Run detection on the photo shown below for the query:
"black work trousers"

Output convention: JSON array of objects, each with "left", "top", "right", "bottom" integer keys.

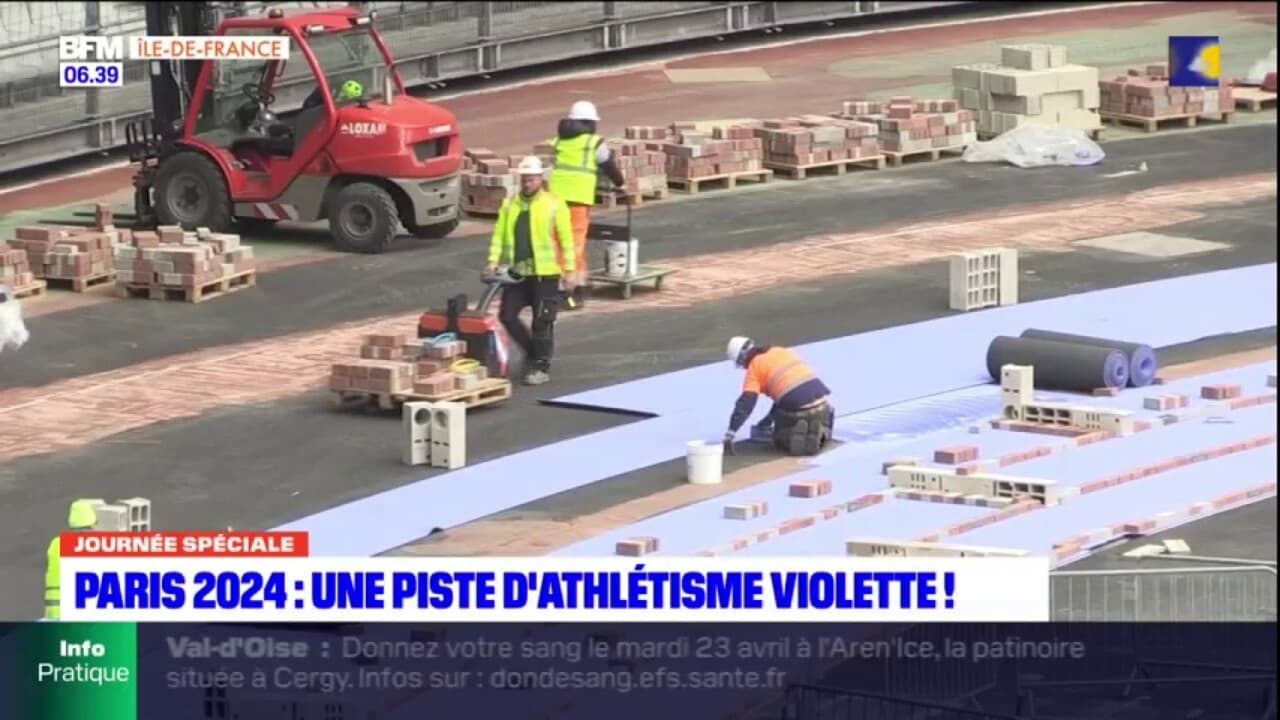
[{"left": 499, "top": 276, "right": 561, "bottom": 372}]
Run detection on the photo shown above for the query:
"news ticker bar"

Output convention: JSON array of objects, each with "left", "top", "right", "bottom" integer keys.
[
  {"left": 2, "top": 621, "right": 1275, "bottom": 720},
  {"left": 59, "top": 36, "right": 290, "bottom": 62}
]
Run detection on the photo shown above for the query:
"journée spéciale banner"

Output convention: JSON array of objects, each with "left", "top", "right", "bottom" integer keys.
[
  {"left": 2, "top": 621, "right": 1275, "bottom": 720},
  {"left": 59, "top": 531, "right": 1051, "bottom": 623}
]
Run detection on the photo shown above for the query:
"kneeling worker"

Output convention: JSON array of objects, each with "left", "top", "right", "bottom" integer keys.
[
  {"left": 486, "top": 156, "right": 576, "bottom": 386},
  {"left": 722, "top": 336, "right": 835, "bottom": 456}
]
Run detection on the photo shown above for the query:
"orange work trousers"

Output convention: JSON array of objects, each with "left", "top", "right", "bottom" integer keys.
[{"left": 555, "top": 203, "right": 591, "bottom": 280}]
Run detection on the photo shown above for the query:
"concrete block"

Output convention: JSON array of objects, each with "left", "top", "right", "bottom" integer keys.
[
  {"left": 1001, "top": 363, "right": 1034, "bottom": 413},
  {"left": 881, "top": 456, "right": 919, "bottom": 475},
  {"left": 428, "top": 401, "right": 467, "bottom": 469},
  {"left": 1001, "top": 44, "right": 1050, "bottom": 71},
  {"left": 91, "top": 503, "right": 130, "bottom": 531},
  {"left": 789, "top": 480, "right": 832, "bottom": 498},
  {"left": 723, "top": 502, "right": 768, "bottom": 520},
  {"left": 1268, "top": 374, "right": 1276, "bottom": 388},
  {"left": 888, "top": 466, "right": 952, "bottom": 492},
  {"left": 402, "top": 401, "right": 432, "bottom": 466},
  {"left": 990, "top": 93, "right": 1043, "bottom": 115},
  {"left": 615, "top": 537, "right": 659, "bottom": 556},
  {"left": 1047, "top": 44, "right": 1068, "bottom": 68},
  {"left": 1163, "top": 538, "right": 1191, "bottom": 554},
  {"left": 846, "top": 537, "right": 1029, "bottom": 558},
  {"left": 997, "top": 247, "right": 1018, "bottom": 305},
  {"left": 118, "top": 497, "right": 152, "bottom": 532}
]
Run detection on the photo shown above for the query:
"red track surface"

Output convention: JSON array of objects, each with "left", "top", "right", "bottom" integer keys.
[{"left": 0, "top": 1, "right": 1270, "bottom": 215}]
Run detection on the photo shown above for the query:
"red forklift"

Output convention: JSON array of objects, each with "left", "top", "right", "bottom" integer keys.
[{"left": 125, "top": 3, "right": 463, "bottom": 253}]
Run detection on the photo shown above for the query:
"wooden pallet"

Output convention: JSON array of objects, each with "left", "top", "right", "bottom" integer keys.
[
  {"left": 1100, "top": 109, "right": 1234, "bottom": 133},
  {"left": 595, "top": 186, "right": 669, "bottom": 209},
  {"left": 44, "top": 271, "right": 115, "bottom": 293},
  {"left": 765, "top": 154, "right": 886, "bottom": 180},
  {"left": 1233, "top": 87, "right": 1277, "bottom": 112},
  {"left": 8, "top": 280, "right": 47, "bottom": 299},
  {"left": 667, "top": 169, "right": 773, "bottom": 194},
  {"left": 883, "top": 145, "right": 967, "bottom": 167},
  {"left": 117, "top": 269, "right": 256, "bottom": 303},
  {"left": 332, "top": 377, "right": 513, "bottom": 412},
  {"left": 587, "top": 264, "right": 676, "bottom": 299}
]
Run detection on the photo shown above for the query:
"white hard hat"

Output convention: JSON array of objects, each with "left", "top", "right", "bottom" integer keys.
[
  {"left": 568, "top": 100, "right": 600, "bottom": 122},
  {"left": 726, "top": 336, "right": 753, "bottom": 366},
  {"left": 516, "top": 156, "right": 544, "bottom": 176}
]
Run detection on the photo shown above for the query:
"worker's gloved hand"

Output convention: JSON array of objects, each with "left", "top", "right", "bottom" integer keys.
[{"left": 722, "top": 431, "right": 737, "bottom": 456}]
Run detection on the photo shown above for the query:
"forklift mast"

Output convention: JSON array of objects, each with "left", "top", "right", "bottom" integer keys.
[{"left": 142, "top": 2, "right": 218, "bottom": 141}]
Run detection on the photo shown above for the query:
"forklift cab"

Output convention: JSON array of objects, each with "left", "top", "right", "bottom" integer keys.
[{"left": 186, "top": 10, "right": 398, "bottom": 195}]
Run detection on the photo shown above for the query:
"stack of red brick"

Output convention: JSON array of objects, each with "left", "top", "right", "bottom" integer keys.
[
  {"left": 662, "top": 122, "right": 764, "bottom": 181},
  {"left": 837, "top": 97, "right": 978, "bottom": 154},
  {"left": 115, "top": 225, "right": 254, "bottom": 293},
  {"left": 754, "top": 114, "right": 880, "bottom": 167},
  {"left": 6, "top": 225, "right": 116, "bottom": 287},
  {"left": 1100, "top": 64, "right": 1234, "bottom": 118},
  {"left": 460, "top": 147, "right": 521, "bottom": 216},
  {"left": 330, "top": 332, "right": 489, "bottom": 398},
  {"left": 604, "top": 127, "right": 670, "bottom": 200},
  {"left": 0, "top": 240, "right": 38, "bottom": 291}
]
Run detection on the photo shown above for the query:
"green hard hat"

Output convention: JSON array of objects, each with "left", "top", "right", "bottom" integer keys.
[
  {"left": 68, "top": 499, "right": 97, "bottom": 529},
  {"left": 338, "top": 80, "right": 363, "bottom": 100}
]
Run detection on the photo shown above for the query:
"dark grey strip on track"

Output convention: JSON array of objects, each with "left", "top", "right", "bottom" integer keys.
[{"left": 4, "top": 123, "right": 1276, "bottom": 391}]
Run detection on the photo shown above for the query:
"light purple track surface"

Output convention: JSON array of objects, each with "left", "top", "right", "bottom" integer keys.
[
  {"left": 555, "top": 364, "right": 1276, "bottom": 558},
  {"left": 275, "top": 265, "right": 1277, "bottom": 556},
  {"left": 550, "top": 264, "right": 1277, "bottom": 417}
]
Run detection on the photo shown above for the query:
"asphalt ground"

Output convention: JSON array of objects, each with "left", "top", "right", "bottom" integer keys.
[{"left": 5, "top": 122, "right": 1277, "bottom": 391}]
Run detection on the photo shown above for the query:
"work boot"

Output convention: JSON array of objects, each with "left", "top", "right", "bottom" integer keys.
[{"left": 523, "top": 369, "right": 550, "bottom": 386}]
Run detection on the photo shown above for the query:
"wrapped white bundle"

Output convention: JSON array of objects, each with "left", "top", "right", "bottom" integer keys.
[{"left": 0, "top": 285, "right": 31, "bottom": 353}]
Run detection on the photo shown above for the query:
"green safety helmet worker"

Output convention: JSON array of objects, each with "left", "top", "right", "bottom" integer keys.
[
  {"left": 67, "top": 499, "right": 97, "bottom": 530},
  {"left": 338, "top": 80, "right": 363, "bottom": 100}
]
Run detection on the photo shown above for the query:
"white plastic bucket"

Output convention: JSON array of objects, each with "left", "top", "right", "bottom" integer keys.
[
  {"left": 627, "top": 238, "right": 640, "bottom": 276},
  {"left": 604, "top": 240, "right": 629, "bottom": 278},
  {"left": 686, "top": 440, "right": 724, "bottom": 485}
]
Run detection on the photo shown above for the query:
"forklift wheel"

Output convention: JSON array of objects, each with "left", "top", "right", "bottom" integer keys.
[
  {"left": 330, "top": 182, "right": 398, "bottom": 254},
  {"left": 154, "top": 151, "right": 233, "bottom": 232}
]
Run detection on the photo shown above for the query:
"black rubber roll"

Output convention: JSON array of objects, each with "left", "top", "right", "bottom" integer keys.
[
  {"left": 986, "top": 336, "right": 1130, "bottom": 392},
  {"left": 1020, "top": 329, "right": 1158, "bottom": 387}
]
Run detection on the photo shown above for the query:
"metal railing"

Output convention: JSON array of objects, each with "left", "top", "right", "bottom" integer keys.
[
  {"left": 0, "top": 0, "right": 961, "bottom": 173},
  {"left": 1050, "top": 566, "right": 1279, "bottom": 622}
]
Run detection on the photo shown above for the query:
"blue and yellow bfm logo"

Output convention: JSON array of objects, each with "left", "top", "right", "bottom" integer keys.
[{"left": 1168, "top": 36, "right": 1221, "bottom": 87}]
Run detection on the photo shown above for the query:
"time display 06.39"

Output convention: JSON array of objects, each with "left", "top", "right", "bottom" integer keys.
[{"left": 59, "top": 62, "right": 124, "bottom": 88}]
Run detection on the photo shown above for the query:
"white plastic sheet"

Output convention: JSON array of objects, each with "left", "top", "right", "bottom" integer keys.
[
  {"left": 1244, "top": 48, "right": 1277, "bottom": 85},
  {"left": 962, "top": 125, "right": 1105, "bottom": 169},
  {"left": 0, "top": 285, "right": 31, "bottom": 353}
]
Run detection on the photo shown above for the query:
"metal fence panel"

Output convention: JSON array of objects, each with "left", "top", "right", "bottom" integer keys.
[
  {"left": 1050, "top": 567, "right": 1279, "bottom": 622},
  {"left": 0, "top": 1, "right": 971, "bottom": 172}
]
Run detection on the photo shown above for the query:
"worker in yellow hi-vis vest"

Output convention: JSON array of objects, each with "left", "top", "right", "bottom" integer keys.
[
  {"left": 547, "top": 100, "right": 627, "bottom": 310},
  {"left": 45, "top": 499, "right": 98, "bottom": 620}
]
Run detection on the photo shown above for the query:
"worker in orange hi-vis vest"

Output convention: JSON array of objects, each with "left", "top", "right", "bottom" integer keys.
[
  {"left": 546, "top": 100, "right": 627, "bottom": 310},
  {"left": 722, "top": 336, "right": 836, "bottom": 457}
]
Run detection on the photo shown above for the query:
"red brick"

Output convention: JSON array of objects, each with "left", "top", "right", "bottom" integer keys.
[
  {"left": 365, "top": 333, "right": 406, "bottom": 348},
  {"left": 1201, "top": 384, "right": 1242, "bottom": 400},
  {"left": 789, "top": 480, "right": 832, "bottom": 498},
  {"left": 934, "top": 445, "right": 978, "bottom": 465}
]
